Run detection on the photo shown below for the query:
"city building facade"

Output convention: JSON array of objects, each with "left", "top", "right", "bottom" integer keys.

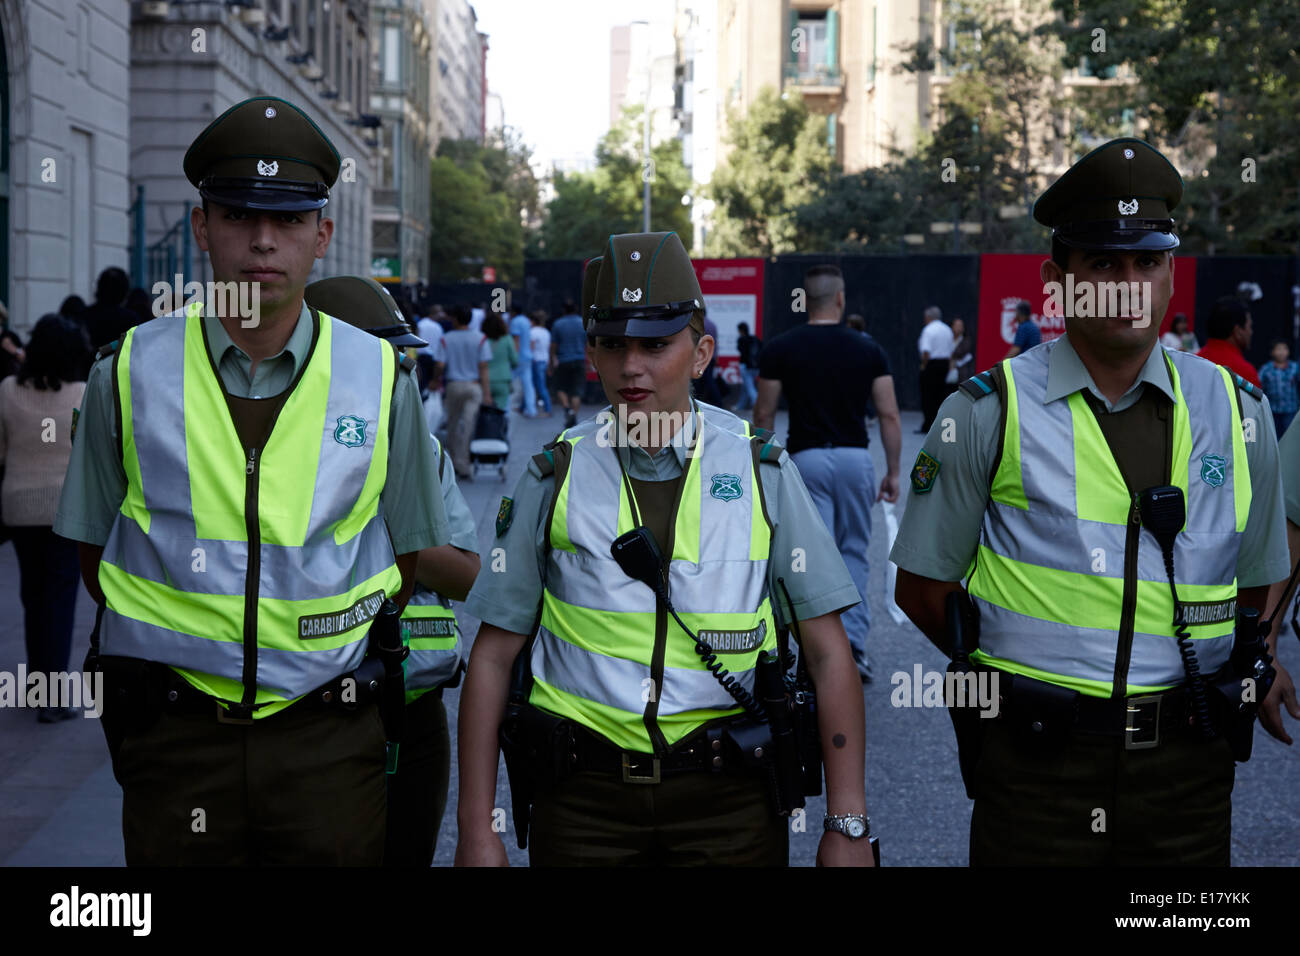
[{"left": 435, "top": 0, "right": 486, "bottom": 145}]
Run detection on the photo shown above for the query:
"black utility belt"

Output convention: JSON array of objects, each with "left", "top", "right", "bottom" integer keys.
[
  {"left": 154, "top": 661, "right": 380, "bottom": 726},
  {"left": 568, "top": 720, "right": 769, "bottom": 785},
  {"left": 994, "top": 669, "right": 1193, "bottom": 750}
]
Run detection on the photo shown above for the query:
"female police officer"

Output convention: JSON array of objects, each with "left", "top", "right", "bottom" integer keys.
[{"left": 455, "top": 232, "right": 873, "bottom": 866}]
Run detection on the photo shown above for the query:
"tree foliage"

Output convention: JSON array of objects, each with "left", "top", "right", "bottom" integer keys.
[
  {"left": 428, "top": 129, "right": 539, "bottom": 282},
  {"left": 704, "top": 87, "right": 836, "bottom": 256},
  {"left": 538, "top": 106, "right": 693, "bottom": 260}
]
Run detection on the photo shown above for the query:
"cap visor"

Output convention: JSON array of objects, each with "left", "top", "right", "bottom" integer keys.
[
  {"left": 588, "top": 314, "right": 693, "bottom": 339},
  {"left": 200, "top": 185, "right": 328, "bottom": 212},
  {"left": 1056, "top": 228, "right": 1179, "bottom": 252}
]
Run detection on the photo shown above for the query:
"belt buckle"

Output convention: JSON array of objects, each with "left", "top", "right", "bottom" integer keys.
[
  {"left": 1124, "top": 694, "right": 1161, "bottom": 750},
  {"left": 620, "top": 752, "right": 661, "bottom": 784},
  {"left": 216, "top": 702, "right": 255, "bottom": 726}
]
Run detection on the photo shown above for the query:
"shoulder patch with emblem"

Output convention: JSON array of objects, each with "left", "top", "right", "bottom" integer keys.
[
  {"left": 496, "top": 496, "right": 514, "bottom": 536},
  {"left": 910, "top": 449, "right": 941, "bottom": 493},
  {"left": 1233, "top": 373, "right": 1264, "bottom": 403}
]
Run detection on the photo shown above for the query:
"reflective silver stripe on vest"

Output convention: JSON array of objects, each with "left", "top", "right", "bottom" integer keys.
[
  {"left": 102, "top": 512, "right": 396, "bottom": 599},
  {"left": 403, "top": 587, "right": 462, "bottom": 690},
  {"left": 124, "top": 315, "right": 195, "bottom": 529},
  {"left": 976, "top": 344, "right": 1241, "bottom": 688},
  {"left": 977, "top": 603, "right": 1233, "bottom": 689},
  {"left": 532, "top": 625, "right": 650, "bottom": 715},
  {"left": 101, "top": 607, "right": 368, "bottom": 698}
]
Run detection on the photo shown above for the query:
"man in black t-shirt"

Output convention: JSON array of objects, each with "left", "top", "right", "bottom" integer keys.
[{"left": 754, "top": 265, "right": 901, "bottom": 682}]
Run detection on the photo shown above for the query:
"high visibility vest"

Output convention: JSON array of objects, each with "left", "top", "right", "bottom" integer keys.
[
  {"left": 400, "top": 436, "right": 462, "bottom": 702},
  {"left": 99, "top": 305, "right": 403, "bottom": 717},
  {"left": 967, "top": 343, "right": 1250, "bottom": 698},
  {"left": 534, "top": 405, "right": 778, "bottom": 753}
]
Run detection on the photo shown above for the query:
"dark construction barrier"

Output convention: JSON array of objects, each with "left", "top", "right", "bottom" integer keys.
[{"left": 509, "top": 253, "right": 1300, "bottom": 410}]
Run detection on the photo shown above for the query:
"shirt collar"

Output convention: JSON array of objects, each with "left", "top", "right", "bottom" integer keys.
[
  {"left": 1043, "top": 333, "right": 1176, "bottom": 407},
  {"left": 204, "top": 302, "right": 313, "bottom": 372},
  {"left": 613, "top": 400, "right": 700, "bottom": 474}
]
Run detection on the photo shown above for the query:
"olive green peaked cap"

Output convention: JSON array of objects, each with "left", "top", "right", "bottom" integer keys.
[
  {"left": 1033, "top": 137, "right": 1183, "bottom": 251},
  {"left": 585, "top": 232, "right": 705, "bottom": 338},
  {"left": 305, "top": 276, "right": 427, "bottom": 347},
  {"left": 185, "top": 96, "right": 341, "bottom": 211}
]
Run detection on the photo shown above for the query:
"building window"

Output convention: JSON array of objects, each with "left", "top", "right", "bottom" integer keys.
[{"left": 384, "top": 26, "right": 400, "bottom": 86}]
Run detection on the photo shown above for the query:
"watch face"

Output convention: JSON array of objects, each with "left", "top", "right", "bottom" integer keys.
[{"left": 845, "top": 818, "right": 866, "bottom": 839}]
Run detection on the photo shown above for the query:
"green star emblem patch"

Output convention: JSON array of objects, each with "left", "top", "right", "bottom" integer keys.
[
  {"left": 496, "top": 496, "right": 514, "bottom": 536},
  {"left": 910, "top": 450, "right": 941, "bottom": 494}
]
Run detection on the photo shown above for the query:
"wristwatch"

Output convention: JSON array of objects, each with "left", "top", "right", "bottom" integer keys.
[{"left": 823, "top": 813, "right": 870, "bottom": 840}]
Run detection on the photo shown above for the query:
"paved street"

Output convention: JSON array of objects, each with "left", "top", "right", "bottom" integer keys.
[{"left": 1, "top": 401, "right": 1298, "bottom": 866}]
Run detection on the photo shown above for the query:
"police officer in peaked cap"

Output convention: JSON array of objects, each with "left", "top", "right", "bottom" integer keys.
[
  {"left": 55, "top": 96, "right": 450, "bottom": 865},
  {"left": 891, "top": 138, "right": 1293, "bottom": 864},
  {"left": 307, "top": 275, "right": 482, "bottom": 867},
  {"left": 456, "top": 232, "right": 874, "bottom": 866}
]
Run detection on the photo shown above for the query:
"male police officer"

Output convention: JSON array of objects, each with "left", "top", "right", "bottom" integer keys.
[
  {"left": 455, "top": 232, "right": 872, "bottom": 867},
  {"left": 306, "top": 275, "right": 483, "bottom": 866},
  {"left": 891, "top": 138, "right": 1291, "bottom": 865},
  {"left": 54, "top": 97, "right": 449, "bottom": 865}
]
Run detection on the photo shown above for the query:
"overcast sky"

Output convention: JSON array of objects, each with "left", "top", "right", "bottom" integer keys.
[{"left": 471, "top": 0, "right": 675, "bottom": 172}]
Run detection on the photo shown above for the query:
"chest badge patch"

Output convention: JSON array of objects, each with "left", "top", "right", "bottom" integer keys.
[
  {"left": 1200, "top": 453, "right": 1226, "bottom": 488},
  {"left": 910, "top": 450, "right": 941, "bottom": 493},
  {"left": 710, "top": 473, "right": 743, "bottom": 501},
  {"left": 496, "top": 496, "right": 514, "bottom": 536},
  {"left": 334, "top": 415, "right": 367, "bottom": 447}
]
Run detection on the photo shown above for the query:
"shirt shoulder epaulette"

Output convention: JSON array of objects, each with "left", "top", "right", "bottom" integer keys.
[
  {"left": 753, "top": 433, "right": 785, "bottom": 465},
  {"left": 94, "top": 339, "right": 121, "bottom": 363},
  {"left": 399, "top": 354, "right": 417, "bottom": 375},
  {"left": 1233, "top": 373, "right": 1264, "bottom": 403},
  {"left": 531, "top": 447, "right": 556, "bottom": 477},
  {"left": 958, "top": 369, "right": 998, "bottom": 401}
]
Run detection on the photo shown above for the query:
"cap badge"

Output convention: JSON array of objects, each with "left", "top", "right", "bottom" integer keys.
[
  {"left": 621, "top": 288, "right": 642, "bottom": 303},
  {"left": 265, "top": 106, "right": 277, "bottom": 119},
  {"left": 1123, "top": 148, "right": 1135, "bottom": 159},
  {"left": 630, "top": 251, "right": 641, "bottom": 261},
  {"left": 1118, "top": 198, "right": 1139, "bottom": 215},
  {"left": 257, "top": 159, "right": 279, "bottom": 177}
]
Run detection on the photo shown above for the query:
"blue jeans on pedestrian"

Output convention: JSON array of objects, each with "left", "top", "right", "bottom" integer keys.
[
  {"left": 738, "top": 365, "right": 759, "bottom": 410},
  {"left": 1273, "top": 410, "right": 1295, "bottom": 439},
  {"left": 532, "top": 360, "right": 551, "bottom": 413},
  {"left": 789, "top": 447, "right": 876, "bottom": 676},
  {"left": 514, "top": 361, "right": 536, "bottom": 418}
]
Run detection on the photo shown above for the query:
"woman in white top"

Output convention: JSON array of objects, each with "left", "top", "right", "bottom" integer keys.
[
  {"left": 1160, "top": 312, "right": 1197, "bottom": 352},
  {"left": 529, "top": 311, "right": 553, "bottom": 416}
]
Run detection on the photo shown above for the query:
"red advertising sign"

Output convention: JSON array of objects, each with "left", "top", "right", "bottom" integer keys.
[
  {"left": 974, "top": 254, "right": 1198, "bottom": 374},
  {"left": 692, "top": 258, "right": 765, "bottom": 385}
]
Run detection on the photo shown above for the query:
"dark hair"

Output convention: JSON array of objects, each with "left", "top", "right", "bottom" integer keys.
[
  {"left": 1207, "top": 296, "right": 1250, "bottom": 340},
  {"left": 562, "top": 299, "right": 576, "bottom": 314},
  {"left": 1171, "top": 312, "right": 1189, "bottom": 333},
  {"left": 737, "top": 321, "right": 749, "bottom": 334},
  {"left": 17, "top": 314, "right": 91, "bottom": 390},
  {"left": 59, "top": 295, "right": 87, "bottom": 318},
  {"left": 1270, "top": 339, "right": 1290, "bottom": 352},
  {"left": 95, "top": 267, "right": 130, "bottom": 308},
  {"left": 483, "top": 312, "right": 508, "bottom": 340},
  {"left": 450, "top": 304, "right": 472, "bottom": 327},
  {"left": 125, "top": 287, "right": 152, "bottom": 324},
  {"left": 1015, "top": 300, "right": 1032, "bottom": 317}
]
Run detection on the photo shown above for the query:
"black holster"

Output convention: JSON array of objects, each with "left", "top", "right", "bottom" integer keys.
[
  {"left": 367, "top": 599, "right": 409, "bottom": 745},
  {"left": 1206, "top": 606, "right": 1277, "bottom": 763},
  {"left": 945, "top": 591, "right": 986, "bottom": 798},
  {"left": 755, "top": 650, "right": 805, "bottom": 816},
  {"left": 498, "top": 641, "right": 572, "bottom": 849}
]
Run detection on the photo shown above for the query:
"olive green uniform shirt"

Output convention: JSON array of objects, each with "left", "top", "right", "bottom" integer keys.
[
  {"left": 431, "top": 434, "right": 478, "bottom": 552},
  {"left": 464, "top": 408, "right": 862, "bottom": 635},
  {"left": 889, "top": 335, "right": 1289, "bottom": 588},
  {"left": 1277, "top": 418, "right": 1300, "bottom": 527},
  {"left": 55, "top": 304, "right": 449, "bottom": 556}
]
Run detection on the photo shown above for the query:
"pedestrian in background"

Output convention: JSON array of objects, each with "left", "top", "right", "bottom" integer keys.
[
  {"left": 549, "top": 298, "right": 586, "bottom": 429},
  {"left": 1002, "top": 300, "right": 1040, "bottom": 361},
  {"left": 948, "top": 317, "right": 973, "bottom": 389},
  {"left": 443, "top": 304, "right": 495, "bottom": 479},
  {"left": 0, "top": 315, "right": 90, "bottom": 721},
  {"left": 482, "top": 311, "right": 518, "bottom": 411},
  {"left": 59, "top": 295, "right": 87, "bottom": 320},
  {"left": 735, "top": 320, "right": 761, "bottom": 411},
  {"left": 1160, "top": 312, "right": 1196, "bottom": 352},
  {"left": 0, "top": 302, "right": 24, "bottom": 381},
  {"left": 509, "top": 302, "right": 536, "bottom": 418},
  {"left": 755, "top": 263, "right": 902, "bottom": 682},
  {"left": 1197, "top": 295, "right": 1261, "bottom": 388},
  {"left": 917, "top": 305, "right": 952, "bottom": 433},
  {"left": 529, "top": 310, "right": 552, "bottom": 417},
  {"left": 80, "top": 266, "right": 136, "bottom": 349},
  {"left": 1259, "top": 339, "right": 1299, "bottom": 437}
]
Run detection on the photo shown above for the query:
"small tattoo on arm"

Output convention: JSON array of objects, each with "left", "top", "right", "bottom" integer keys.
[{"left": 832, "top": 733, "right": 846, "bottom": 749}]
